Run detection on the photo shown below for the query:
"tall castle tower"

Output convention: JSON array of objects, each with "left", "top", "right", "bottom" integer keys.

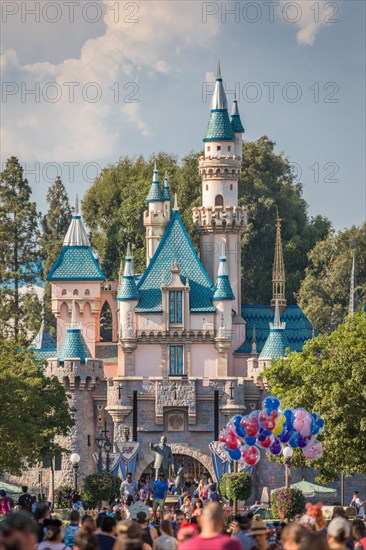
[
  {"left": 143, "top": 164, "right": 171, "bottom": 266},
  {"left": 192, "top": 63, "right": 247, "bottom": 315},
  {"left": 271, "top": 213, "right": 287, "bottom": 313}
]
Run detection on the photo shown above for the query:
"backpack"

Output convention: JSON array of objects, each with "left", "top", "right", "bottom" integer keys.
[{"left": 23, "top": 495, "right": 33, "bottom": 513}]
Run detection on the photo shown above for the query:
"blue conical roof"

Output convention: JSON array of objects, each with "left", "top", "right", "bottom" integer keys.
[
  {"left": 213, "top": 256, "right": 235, "bottom": 301},
  {"left": 146, "top": 163, "right": 163, "bottom": 202},
  {"left": 259, "top": 301, "right": 289, "bottom": 359},
  {"left": 162, "top": 173, "right": 171, "bottom": 201},
  {"left": 117, "top": 244, "right": 140, "bottom": 301},
  {"left": 230, "top": 97, "right": 245, "bottom": 133},
  {"left": 58, "top": 329, "right": 92, "bottom": 363},
  {"left": 203, "top": 64, "right": 235, "bottom": 143}
]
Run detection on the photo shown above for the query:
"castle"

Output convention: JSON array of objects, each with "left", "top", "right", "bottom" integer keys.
[{"left": 18, "top": 65, "right": 321, "bottom": 498}]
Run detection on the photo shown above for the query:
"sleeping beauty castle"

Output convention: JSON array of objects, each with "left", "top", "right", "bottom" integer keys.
[{"left": 14, "top": 64, "right": 322, "bottom": 499}]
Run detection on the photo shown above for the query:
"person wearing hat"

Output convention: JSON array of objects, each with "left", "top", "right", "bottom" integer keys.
[
  {"left": 0, "top": 511, "right": 39, "bottom": 550},
  {"left": 233, "top": 514, "right": 256, "bottom": 550},
  {"left": 327, "top": 517, "right": 351, "bottom": 550},
  {"left": 245, "top": 520, "right": 269, "bottom": 550},
  {"left": 0, "top": 489, "right": 13, "bottom": 517}
]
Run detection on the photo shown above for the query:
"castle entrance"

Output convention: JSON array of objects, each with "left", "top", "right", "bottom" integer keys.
[{"left": 141, "top": 454, "right": 209, "bottom": 481}]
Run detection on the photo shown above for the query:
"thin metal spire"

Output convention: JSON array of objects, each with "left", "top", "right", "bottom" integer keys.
[
  {"left": 211, "top": 62, "right": 228, "bottom": 110},
  {"left": 271, "top": 210, "right": 286, "bottom": 311},
  {"left": 75, "top": 194, "right": 80, "bottom": 215},
  {"left": 216, "top": 60, "right": 222, "bottom": 80},
  {"left": 173, "top": 193, "right": 179, "bottom": 211}
]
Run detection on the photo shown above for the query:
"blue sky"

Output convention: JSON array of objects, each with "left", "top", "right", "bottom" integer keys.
[{"left": 1, "top": 0, "right": 365, "bottom": 230}]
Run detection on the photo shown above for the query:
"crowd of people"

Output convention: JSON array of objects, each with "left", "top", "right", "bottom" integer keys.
[{"left": 0, "top": 481, "right": 365, "bottom": 550}]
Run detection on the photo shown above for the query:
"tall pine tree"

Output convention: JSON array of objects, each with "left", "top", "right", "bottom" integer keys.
[{"left": 0, "top": 157, "right": 40, "bottom": 341}]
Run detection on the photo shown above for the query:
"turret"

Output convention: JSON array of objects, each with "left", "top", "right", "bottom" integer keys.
[
  {"left": 213, "top": 244, "right": 234, "bottom": 376},
  {"left": 258, "top": 300, "right": 289, "bottom": 369},
  {"left": 144, "top": 164, "right": 170, "bottom": 266},
  {"left": 271, "top": 212, "right": 287, "bottom": 313},
  {"left": 29, "top": 299, "right": 56, "bottom": 361},
  {"left": 230, "top": 93, "right": 245, "bottom": 158},
  {"left": 162, "top": 172, "right": 171, "bottom": 218}
]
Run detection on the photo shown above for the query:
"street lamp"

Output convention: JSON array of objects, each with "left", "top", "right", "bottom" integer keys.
[
  {"left": 283, "top": 446, "right": 294, "bottom": 488},
  {"left": 70, "top": 453, "right": 81, "bottom": 491},
  {"left": 104, "top": 437, "right": 112, "bottom": 473},
  {"left": 95, "top": 433, "right": 106, "bottom": 473}
]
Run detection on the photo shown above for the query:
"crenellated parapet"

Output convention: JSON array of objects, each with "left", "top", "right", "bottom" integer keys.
[
  {"left": 46, "top": 357, "right": 104, "bottom": 390},
  {"left": 192, "top": 205, "right": 247, "bottom": 231},
  {"left": 199, "top": 155, "right": 242, "bottom": 179}
]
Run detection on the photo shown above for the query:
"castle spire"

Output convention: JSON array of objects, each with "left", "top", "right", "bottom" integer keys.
[
  {"left": 63, "top": 195, "right": 90, "bottom": 247},
  {"left": 271, "top": 210, "right": 286, "bottom": 312},
  {"left": 162, "top": 172, "right": 171, "bottom": 201},
  {"left": 212, "top": 245, "right": 235, "bottom": 301},
  {"left": 146, "top": 163, "right": 163, "bottom": 202},
  {"left": 230, "top": 93, "right": 245, "bottom": 134},
  {"left": 211, "top": 61, "right": 228, "bottom": 111},
  {"left": 349, "top": 255, "right": 359, "bottom": 316},
  {"left": 173, "top": 193, "right": 179, "bottom": 212},
  {"left": 117, "top": 244, "right": 139, "bottom": 301}
]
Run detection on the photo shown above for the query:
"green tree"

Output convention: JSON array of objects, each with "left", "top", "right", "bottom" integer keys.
[
  {"left": 218, "top": 472, "right": 252, "bottom": 501},
  {"left": 297, "top": 224, "right": 366, "bottom": 334},
  {"left": 264, "top": 312, "right": 366, "bottom": 483},
  {"left": 82, "top": 473, "right": 121, "bottom": 508},
  {"left": 82, "top": 141, "right": 330, "bottom": 301},
  {"left": 0, "top": 157, "right": 40, "bottom": 342},
  {"left": 239, "top": 137, "right": 331, "bottom": 304},
  {"left": 0, "top": 339, "right": 74, "bottom": 475}
]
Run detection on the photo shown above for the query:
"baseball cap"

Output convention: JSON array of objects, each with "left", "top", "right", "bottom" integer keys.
[{"left": 327, "top": 517, "right": 350, "bottom": 538}]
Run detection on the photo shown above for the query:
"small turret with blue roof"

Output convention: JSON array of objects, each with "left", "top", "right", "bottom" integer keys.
[
  {"left": 259, "top": 299, "right": 290, "bottom": 361},
  {"left": 29, "top": 300, "right": 56, "bottom": 361},
  {"left": 47, "top": 195, "right": 105, "bottom": 282},
  {"left": 146, "top": 162, "right": 163, "bottom": 203},
  {"left": 162, "top": 172, "right": 171, "bottom": 201},
  {"left": 117, "top": 243, "right": 140, "bottom": 301},
  {"left": 58, "top": 300, "right": 92, "bottom": 364},
  {"left": 203, "top": 61, "right": 236, "bottom": 143},
  {"left": 230, "top": 93, "right": 245, "bottom": 133},
  {"left": 213, "top": 246, "right": 235, "bottom": 301}
]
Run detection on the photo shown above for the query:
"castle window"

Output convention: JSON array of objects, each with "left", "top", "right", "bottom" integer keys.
[
  {"left": 169, "top": 291, "right": 182, "bottom": 324},
  {"left": 100, "top": 301, "right": 113, "bottom": 342},
  {"left": 230, "top": 184, "right": 233, "bottom": 190},
  {"left": 215, "top": 194, "right": 224, "bottom": 207},
  {"left": 228, "top": 146, "right": 231, "bottom": 152},
  {"left": 217, "top": 145, "right": 221, "bottom": 151},
  {"left": 207, "top": 146, "right": 211, "bottom": 152},
  {"left": 73, "top": 289, "right": 78, "bottom": 295},
  {"left": 61, "top": 289, "right": 67, "bottom": 296},
  {"left": 169, "top": 345, "right": 184, "bottom": 375},
  {"left": 85, "top": 289, "right": 90, "bottom": 296},
  {"left": 206, "top": 185, "right": 208, "bottom": 191}
]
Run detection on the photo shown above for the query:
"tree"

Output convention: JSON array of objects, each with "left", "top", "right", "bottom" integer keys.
[
  {"left": 297, "top": 224, "right": 366, "bottom": 334},
  {"left": 82, "top": 473, "right": 121, "bottom": 508},
  {"left": 218, "top": 472, "right": 252, "bottom": 502},
  {"left": 0, "top": 157, "right": 41, "bottom": 342},
  {"left": 264, "top": 312, "right": 366, "bottom": 483},
  {"left": 0, "top": 339, "right": 74, "bottom": 475},
  {"left": 271, "top": 488, "right": 306, "bottom": 520},
  {"left": 239, "top": 137, "right": 331, "bottom": 304},
  {"left": 82, "top": 140, "right": 331, "bottom": 303}
]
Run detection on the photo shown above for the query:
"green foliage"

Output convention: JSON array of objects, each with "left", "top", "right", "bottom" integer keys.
[
  {"left": 218, "top": 472, "right": 252, "bottom": 501},
  {"left": 297, "top": 223, "right": 366, "bottom": 334},
  {"left": 82, "top": 473, "right": 121, "bottom": 508},
  {"left": 55, "top": 485, "right": 82, "bottom": 509},
  {"left": 0, "top": 339, "right": 74, "bottom": 475},
  {"left": 82, "top": 140, "right": 330, "bottom": 304},
  {"left": 264, "top": 312, "right": 366, "bottom": 482},
  {"left": 0, "top": 157, "right": 41, "bottom": 342},
  {"left": 271, "top": 488, "right": 306, "bottom": 520}
]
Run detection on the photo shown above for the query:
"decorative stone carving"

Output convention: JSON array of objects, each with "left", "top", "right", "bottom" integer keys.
[
  {"left": 167, "top": 411, "right": 185, "bottom": 432},
  {"left": 155, "top": 380, "right": 196, "bottom": 425}
]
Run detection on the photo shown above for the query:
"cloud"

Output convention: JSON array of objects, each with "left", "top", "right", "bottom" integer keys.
[{"left": 1, "top": 1, "right": 219, "bottom": 163}]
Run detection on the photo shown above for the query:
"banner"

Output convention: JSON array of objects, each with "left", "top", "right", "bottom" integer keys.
[
  {"left": 93, "top": 442, "right": 139, "bottom": 479},
  {"left": 209, "top": 441, "right": 231, "bottom": 481}
]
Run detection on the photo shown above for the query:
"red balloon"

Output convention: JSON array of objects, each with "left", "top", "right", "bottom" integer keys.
[
  {"left": 226, "top": 437, "right": 239, "bottom": 450},
  {"left": 219, "top": 433, "right": 227, "bottom": 443}
]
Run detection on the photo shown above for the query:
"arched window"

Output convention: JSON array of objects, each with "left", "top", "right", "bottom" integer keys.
[
  {"left": 100, "top": 301, "right": 113, "bottom": 342},
  {"left": 61, "top": 289, "right": 67, "bottom": 296},
  {"left": 73, "top": 289, "right": 78, "bottom": 295},
  {"left": 215, "top": 194, "right": 224, "bottom": 207},
  {"left": 85, "top": 289, "right": 90, "bottom": 296}
]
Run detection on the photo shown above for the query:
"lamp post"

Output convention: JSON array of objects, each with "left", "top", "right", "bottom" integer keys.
[
  {"left": 70, "top": 453, "right": 81, "bottom": 491},
  {"left": 104, "top": 437, "right": 112, "bottom": 473},
  {"left": 95, "top": 433, "right": 106, "bottom": 473},
  {"left": 283, "top": 446, "right": 294, "bottom": 489}
]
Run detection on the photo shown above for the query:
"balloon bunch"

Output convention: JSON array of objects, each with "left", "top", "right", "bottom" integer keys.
[{"left": 218, "top": 396, "right": 324, "bottom": 467}]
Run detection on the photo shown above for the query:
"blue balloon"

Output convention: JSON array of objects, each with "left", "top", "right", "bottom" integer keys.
[
  {"left": 279, "top": 430, "right": 291, "bottom": 443},
  {"left": 263, "top": 395, "right": 281, "bottom": 413},
  {"left": 283, "top": 409, "right": 294, "bottom": 431},
  {"left": 228, "top": 447, "right": 241, "bottom": 461},
  {"left": 245, "top": 436, "right": 257, "bottom": 446},
  {"left": 288, "top": 432, "right": 300, "bottom": 449},
  {"left": 236, "top": 425, "right": 247, "bottom": 438}
]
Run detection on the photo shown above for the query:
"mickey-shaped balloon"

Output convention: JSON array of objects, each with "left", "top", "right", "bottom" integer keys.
[
  {"left": 259, "top": 409, "right": 278, "bottom": 431},
  {"left": 262, "top": 395, "right": 281, "bottom": 413},
  {"left": 303, "top": 438, "right": 323, "bottom": 460},
  {"left": 269, "top": 438, "right": 282, "bottom": 455},
  {"left": 272, "top": 414, "right": 286, "bottom": 436},
  {"left": 241, "top": 445, "right": 260, "bottom": 466},
  {"left": 241, "top": 415, "right": 259, "bottom": 437},
  {"left": 293, "top": 408, "right": 313, "bottom": 438}
]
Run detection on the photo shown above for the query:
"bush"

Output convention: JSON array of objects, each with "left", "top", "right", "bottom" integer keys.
[
  {"left": 82, "top": 473, "right": 121, "bottom": 508},
  {"left": 55, "top": 485, "right": 75, "bottom": 509},
  {"left": 218, "top": 472, "right": 252, "bottom": 502},
  {"left": 271, "top": 488, "right": 306, "bottom": 520}
]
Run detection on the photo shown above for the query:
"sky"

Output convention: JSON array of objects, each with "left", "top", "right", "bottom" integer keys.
[{"left": 1, "top": 0, "right": 365, "bottom": 230}]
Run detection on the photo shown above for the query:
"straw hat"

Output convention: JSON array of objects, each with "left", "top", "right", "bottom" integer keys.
[{"left": 246, "top": 519, "right": 268, "bottom": 536}]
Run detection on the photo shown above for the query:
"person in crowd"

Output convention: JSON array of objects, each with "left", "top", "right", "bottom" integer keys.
[
  {"left": 114, "top": 520, "right": 152, "bottom": 550},
  {"left": 180, "top": 495, "right": 193, "bottom": 520},
  {"left": 178, "top": 489, "right": 190, "bottom": 509},
  {"left": 192, "top": 498, "right": 203, "bottom": 518},
  {"left": 245, "top": 519, "right": 269, "bottom": 550},
  {"left": 0, "top": 490, "right": 13, "bottom": 517},
  {"left": 281, "top": 523, "right": 306, "bottom": 550},
  {"left": 17, "top": 486, "right": 33, "bottom": 513},
  {"left": 300, "top": 532, "right": 330, "bottom": 550},
  {"left": 63, "top": 510, "right": 81, "bottom": 548},
  {"left": 74, "top": 519, "right": 98, "bottom": 550},
  {"left": 130, "top": 495, "right": 150, "bottom": 520},
  {"left": 233, "top": 514, "right": 256, "bottom": 550},
  {"left": 153, "top": 520, "right": 177, "bottom": 550},
  {"left": 152, "top": 474, "right": 169, "bottom": 522},
  {"left": 34, "top": 503, "right": 52, "bottom": 543},
  {"left": 179, "top": 502, "right": 242, "bottom": 550},
  {"left": 198, "top": 479, "right": 208, "bottom": 501},
  {"left": 136, "top": 511, "right": 158, "bottom": 548},
  {"left": 0, "top": 511, "right": 39, "bottom": 550},
  {"left": 37, "top": 518, "right": 71, "bottom": 550},
  {"left": 299, "top": 514, "right": 316, "bottom": 531},
  {"left": 352, "top": 519, "right": 366, "bottom": 550},
  {"left": 171, "top": 510, "right": 186, "bottom": 538},
  {"left": 327, "top": 517, "right": 351, "bottom": 550},
  {"left": 176, "top": 523, "right": 199, "bottom": 546},
  {"left": 120, "top": 473, "right": 138, "bottom": 505},
  {"left": 350, "top": 493, "right": 365, "bottom": 519},
  {"left": 139, "top": 477, "right": 152, "bottom": 506},
  {"left": 95, "top": 516, "right": 117, "bottom": 550},
  {"left": 123, "top": 495, "right": 135, "bottom": 520}
]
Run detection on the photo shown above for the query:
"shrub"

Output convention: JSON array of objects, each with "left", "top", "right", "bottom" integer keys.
[
  {"left": 82, "top": 473, "right": 121, "bottom": 508},
  {"left": 55, "top": 485, "right": 75, "bottom": 509},
  {"left": 218, "top": 472, "right": 252, "bottom": 502},
  {"left": 271, "top": 488, "right": 306, "bottom": 520}
]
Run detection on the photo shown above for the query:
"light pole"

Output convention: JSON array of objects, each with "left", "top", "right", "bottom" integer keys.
[
  {"left": 104, "top": 437, "right": 112, "bottom": 473},
  {"left": 283, "top": 446, "right": 294, "bottom": 489},
  {"left": 95, "top": 433, "right": 106, "bottom": 473},
  {"left": 70, "top": 453, "right": 81, "bottom": 491}
]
